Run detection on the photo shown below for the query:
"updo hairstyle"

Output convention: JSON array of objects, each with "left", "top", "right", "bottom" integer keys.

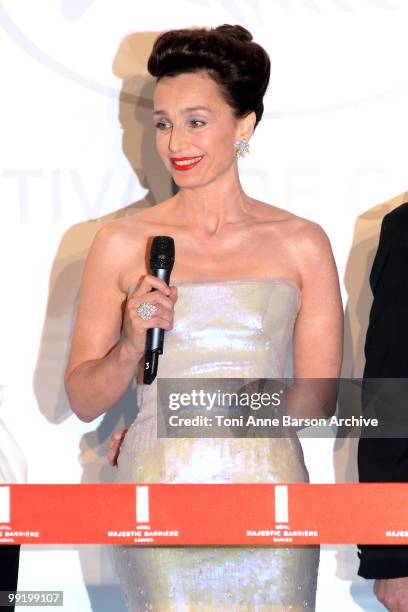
[{"left": 148, "top": 24, "right": 270, "bottom": 129}]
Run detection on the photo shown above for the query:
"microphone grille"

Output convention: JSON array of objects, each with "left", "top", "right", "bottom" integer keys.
[{"left": 150, "top": 236, "right": 175, "bottom": 270}]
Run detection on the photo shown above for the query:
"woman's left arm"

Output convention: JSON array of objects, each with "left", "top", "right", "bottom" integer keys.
[{"left": 286, "top": 220, "right": 343, "bottom": 418}]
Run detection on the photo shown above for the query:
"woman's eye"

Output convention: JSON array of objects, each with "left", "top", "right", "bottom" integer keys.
[
  {"left": 155, "top": 121, "right": 171, "bottom": 130},
  {"left": 189, "top": 119, "right": 206, "bottom": 128}
]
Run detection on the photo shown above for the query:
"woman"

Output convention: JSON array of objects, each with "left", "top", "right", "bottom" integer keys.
[{"left": 65, "top": 24, "right": 343, "bottom": 611}]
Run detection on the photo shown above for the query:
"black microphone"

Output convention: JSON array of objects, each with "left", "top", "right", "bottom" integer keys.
[{"left": 143, "top": 236, "right": 175, "bottom": 385}]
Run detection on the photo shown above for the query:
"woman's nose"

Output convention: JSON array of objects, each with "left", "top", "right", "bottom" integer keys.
[{"left": 168, "top": 126, "right": 188, "bottom": 153}]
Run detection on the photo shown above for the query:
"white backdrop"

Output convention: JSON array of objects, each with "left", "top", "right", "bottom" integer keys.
[{"left": 1, "top": 0, "right": 408, "bottom": 610}]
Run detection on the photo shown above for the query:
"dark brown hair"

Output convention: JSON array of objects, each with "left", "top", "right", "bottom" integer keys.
[{"left": 148, "top": 24, "right": 270, "bottom": 129}]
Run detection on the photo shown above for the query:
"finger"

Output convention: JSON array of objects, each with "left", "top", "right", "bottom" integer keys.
[
  {"left": 113, "top": 428, "right": 127, "bottom": 440},
  {"left": 108, "top": 442, "right": 122, "bottom": 466},
  {"left": 130, "top": 291, "right": 174, "bottom": 312},
  {"left": 169, "top": 286, "right": 178, "bottom": 303},
  {"left": 110, "top": 439, "right": 121, "bottom": 451},
  {"left": 130, "top": 306, "right": 173, "bottom": 327},
  {"left": 112, "top": 434, "right": 128, "bottom": 467},
  {"left": 132, "top": 291, "right": 173, "bottom": 316},
  {"left": 108, "top": 449, "right": 117, "bottom": 466},
  {"left": 109, "top": 433, "right": 123, "bottom": 447},
  {"left": 110, "top": 429, "right": 125, "bottom": 442},
  {"left": 140, "top": 316, "right": 173, "bottom": 330},
  {"left": 131, "top": 275, "right": 171, "bottom": 298}
]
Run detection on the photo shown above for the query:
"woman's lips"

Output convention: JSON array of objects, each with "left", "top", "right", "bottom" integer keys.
[{"left": 170, "top": 155, "right": 204, "bottom": 171}]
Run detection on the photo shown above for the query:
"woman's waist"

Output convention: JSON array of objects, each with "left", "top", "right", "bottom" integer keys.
[
  {"left": 122, "top": 415, "right": 306, "bottom": 465},
  {"left": 117, "top": 432, "right": 308, "bottom": 485}
]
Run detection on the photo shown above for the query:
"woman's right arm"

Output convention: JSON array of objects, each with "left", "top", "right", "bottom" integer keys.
[{"left": 64, "top": 225, "right": 176, "bottom": 422}]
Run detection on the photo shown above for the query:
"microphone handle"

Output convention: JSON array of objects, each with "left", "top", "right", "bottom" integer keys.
[
  {"left": 148, "top": 268, "right": 172, "bottom": 352},
  {"left": 143, "top": 268, "right": 172, "bottom": 384}
]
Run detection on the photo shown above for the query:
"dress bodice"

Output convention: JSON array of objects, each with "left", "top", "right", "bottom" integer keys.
[
  {"left": 119, "top": 277, "right": 307, "bottom": 483},
  {"left": 137, "top": 278, "right": 300, "bottom": 412}
]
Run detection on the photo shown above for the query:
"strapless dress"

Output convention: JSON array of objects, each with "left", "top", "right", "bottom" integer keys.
[{"left": 112, "top": 279, "right": 319, "bottom": 611}]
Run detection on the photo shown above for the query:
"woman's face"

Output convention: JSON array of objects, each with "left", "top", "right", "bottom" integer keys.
[{"left": 153, "top": 72, "right": 247, "bottom": 188}]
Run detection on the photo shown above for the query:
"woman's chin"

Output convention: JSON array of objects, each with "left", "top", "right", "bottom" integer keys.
[{"left": 172, "top": 174, "right": 205, "bottom": 188}]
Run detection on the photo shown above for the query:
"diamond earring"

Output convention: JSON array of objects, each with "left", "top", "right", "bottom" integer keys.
[{"left": 234, "top": 139, "right": 250, "bottom": 159}]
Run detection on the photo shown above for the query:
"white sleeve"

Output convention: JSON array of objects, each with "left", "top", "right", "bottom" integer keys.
[{"left": 0, "top": 387, "right": 27, "bottom": 484}]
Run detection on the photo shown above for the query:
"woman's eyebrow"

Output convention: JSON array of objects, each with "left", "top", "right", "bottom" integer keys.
[
  {"left": 153, "top": 106, "right": 213, "bottom": 115},
  {"left": 183, "top": 106, "right": 212, "bottom": 113}
]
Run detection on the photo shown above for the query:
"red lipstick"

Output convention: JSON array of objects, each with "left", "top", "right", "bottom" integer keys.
[{"left": 170, "top": 155, "right": 204, "bottom": 171}]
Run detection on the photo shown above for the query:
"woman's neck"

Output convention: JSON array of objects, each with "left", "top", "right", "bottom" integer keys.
[{"left": 173, "top": 169, "right": 252, "bottom": 236}]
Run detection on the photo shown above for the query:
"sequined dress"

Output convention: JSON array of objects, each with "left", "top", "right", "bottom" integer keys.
[{"left": 112, "top": 279, "right": 319, "bottom": 611}]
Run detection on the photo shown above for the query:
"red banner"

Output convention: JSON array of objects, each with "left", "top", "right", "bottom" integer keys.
[{"left": 0, "top": 483, "right": 407, "bottom": 545}]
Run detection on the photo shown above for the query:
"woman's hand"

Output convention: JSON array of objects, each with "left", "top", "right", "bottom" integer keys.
[
  {"left": 122, "top": 275, "right": 178, "bottom": 360},
  {"left": 108, "top": 428, "right": 128, "bottom": 467}
]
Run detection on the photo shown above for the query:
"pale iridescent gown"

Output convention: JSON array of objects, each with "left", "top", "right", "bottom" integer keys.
[{"left": 112, "top": 279, "right": 319, "bottom": 611}]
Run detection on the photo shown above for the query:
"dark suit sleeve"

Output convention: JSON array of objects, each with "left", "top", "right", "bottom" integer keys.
[
  {"left": 0, "top": 545, "right": 20, "bottom": 610},
  {"left": 358, "top": 205, "right": 408, "bottom": 578}
]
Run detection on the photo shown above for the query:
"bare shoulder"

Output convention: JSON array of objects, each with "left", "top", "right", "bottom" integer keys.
[
  {"left": 86, "top": 200, "right": 176, "bottom": 294},
  {"left": 91, "top": 198, "right": 174, "bottom": 254},
  {"left": 286, "top": 216, "right": 332, "bottom": 253},
  {"left": 251, "top": 199, "right": 331, "bottom": 249},
  {"left": 249, "top": 200, "right": 335, "bottom": 287},
  {"left": 91, "top": 217, "right": 134, "bottom": 253},
  {"left": 283, "top": 217, "right": 334, "bottom": 280},
  {"left": 282, "top": 216, "right": 337, "bottom": 290}
]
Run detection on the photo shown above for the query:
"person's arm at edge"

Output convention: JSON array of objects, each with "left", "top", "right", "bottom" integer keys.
[{"left": 64, "top": 225, "right": 143, "bottom": 422}]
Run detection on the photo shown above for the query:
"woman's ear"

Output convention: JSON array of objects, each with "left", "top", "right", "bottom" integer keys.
[{"left": 236, "top": 111, "right": 256, "bottom": 142}]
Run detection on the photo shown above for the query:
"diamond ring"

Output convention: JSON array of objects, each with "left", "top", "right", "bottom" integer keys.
[{"left": 136, "top": 302, "right": 157, "bottom": 321}]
